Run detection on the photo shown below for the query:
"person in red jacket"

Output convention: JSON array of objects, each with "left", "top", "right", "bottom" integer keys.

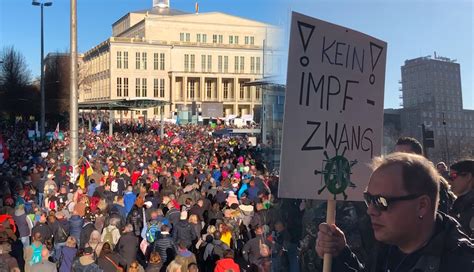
[{"left": 214, "top": 249, "right": 240, "bottom": 272}]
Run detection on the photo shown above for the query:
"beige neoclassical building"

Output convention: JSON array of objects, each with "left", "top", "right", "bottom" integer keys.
[{"left": 79, "top": 0, "right": 282, "bottom": 120}]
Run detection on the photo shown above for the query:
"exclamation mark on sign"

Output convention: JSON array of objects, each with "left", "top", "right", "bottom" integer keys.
[
  {"left": 297, "top": 21, "right": 315, "bottom": 67},
  {"left": 369, "top": 42, "right": 383, "bottom": 85}
]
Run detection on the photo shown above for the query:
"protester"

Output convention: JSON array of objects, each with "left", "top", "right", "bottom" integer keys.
[
  {"left": 448, "top": 159, "right": 474, "bottom": 237},
  {"left": 316, "top": 152, "right": 474, "bottom": 271},
  {"left": 71, "top": 246, "right": 103, "bottom": 271},
  {"left": 58, "top": 236, "right": 78, "bottom": 272}
]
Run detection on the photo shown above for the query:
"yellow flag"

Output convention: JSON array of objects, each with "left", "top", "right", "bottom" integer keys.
[{"left": 78, "top": 173, "right": 85, "bottom": 189}]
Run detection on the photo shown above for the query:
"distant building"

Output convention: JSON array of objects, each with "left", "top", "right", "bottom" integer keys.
[
  {"left": 78, "top": 0, "right": 282, "bottom": 120},
  {"left": 399, "top": 54, "right": 474, "bottom": 162}
]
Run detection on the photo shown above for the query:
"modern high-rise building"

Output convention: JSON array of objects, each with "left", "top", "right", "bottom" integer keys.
[
  {"left": 78, "top": 0, "right": 282, "bottom": 120},
  {"left": 399, "top": 54, "right": 474, "bottom": 162}
]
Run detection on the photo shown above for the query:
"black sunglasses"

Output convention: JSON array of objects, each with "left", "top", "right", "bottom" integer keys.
[{"left": 363, "top": 192, "right": 422, "bottom": 211}]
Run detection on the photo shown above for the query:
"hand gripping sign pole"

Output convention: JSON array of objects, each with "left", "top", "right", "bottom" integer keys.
[{"left": 278, "top": 12, "right": 386, "bottom": 272}]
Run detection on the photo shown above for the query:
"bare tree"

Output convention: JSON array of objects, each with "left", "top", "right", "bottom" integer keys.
[{"left": 0, "top": 46, "right": 31, "bottom": 95}]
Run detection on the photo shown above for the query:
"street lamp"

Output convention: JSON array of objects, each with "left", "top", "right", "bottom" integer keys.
[{"left": 32, "top": 0, "right": 53, "bottom": 139}]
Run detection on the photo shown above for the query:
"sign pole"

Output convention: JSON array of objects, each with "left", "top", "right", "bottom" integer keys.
[{"left": 323, "top": 198, "right": 336, "bottom": 272}]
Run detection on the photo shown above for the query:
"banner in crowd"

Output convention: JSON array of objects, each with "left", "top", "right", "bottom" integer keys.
[{"left": 279, "top": 12, "right": 387, "bottom": 201}]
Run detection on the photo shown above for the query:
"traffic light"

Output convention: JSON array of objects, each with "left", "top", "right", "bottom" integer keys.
[{"left": 422, "top": 124, "right": 435, "bottom": 148}]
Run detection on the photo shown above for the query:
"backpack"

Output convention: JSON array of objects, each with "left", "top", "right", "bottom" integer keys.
[
  {"left": 103, "top": 227, "right": 115, "bottom": 248},
  {"left": 146, "top": 221, "right": 161, "bottom": 243},
  {"left": 55, "top": 223, "right": 68, "bottom": 244},
  {"left": 30, "top": 243, "right": 43, "bottom": 265}
]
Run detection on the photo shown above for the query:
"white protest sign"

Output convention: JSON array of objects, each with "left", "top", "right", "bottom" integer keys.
[{"left": 279, "top": 12, "right": 387, "bottom": 201}]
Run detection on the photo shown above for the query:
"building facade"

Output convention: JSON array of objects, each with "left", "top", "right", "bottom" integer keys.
[
  {"left": 79, "top": 1, "right": 282, "bottom": 120},
  {"left": 400, "top": 54, "right": 474, "bottom": 162}
]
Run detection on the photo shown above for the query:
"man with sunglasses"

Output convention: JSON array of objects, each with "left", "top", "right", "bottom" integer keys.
[
  {"left": 448, "top": 159, "right": 474, "bottom": 238},
  {"left": 316, "top": 152, "right": 474, "bottom": 272}
]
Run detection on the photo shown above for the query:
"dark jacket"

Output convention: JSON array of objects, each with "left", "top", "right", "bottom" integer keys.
[
  {"left": 80, "top": 221, "right": 96, "bottom": 249},
  {"left": 189, "top": 204, "right": 205, "bottom": 222},
  {"left": 153, "top": 232, "right": 176, "bottom": 264},
  {"left": 97, "top": 252, "right": 123, "bottom": 272},
  {"left": 127, "top": 208, "right": 143, "bottom": 237},
  {"left": 115, "top": 231, "right": 138, "bottom": 267},
  {"left": 31, "top": 222, "right": 52, "bottom": 243},
  {"left": 59, "top": 246, "right": 78, "bottom": 272},
  {"left": 172, "top": 220, "right": 197, "bottom": 248},
  {"left": 450, "top": 189, "right": 474, "bottom": 237},
  {"left": 13, "top": 212, "right": 30, "bottom": 238},
  {"left": 166, "top": 207, "right": 180, "bottom": 227},
  {"left": 333, "top": 213, "right": 474, "bottom": 272},
  {"left": 242, "top": 234, "right": 272, "bottom": 265},
  {"left": 69, "top": 215, "right": 84, "bottom": 243}
]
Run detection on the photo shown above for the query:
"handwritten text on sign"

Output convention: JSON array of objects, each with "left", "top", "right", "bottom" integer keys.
[{"left": 279, "top": 12, "right": 387, "bottom": 201}]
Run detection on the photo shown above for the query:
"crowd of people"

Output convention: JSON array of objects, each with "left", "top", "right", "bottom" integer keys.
[
  {"left": 0, "top": 119, "right": 473, "bottom": 272},
  {"left": 0, "top": 120, "right": 297, "bottom": 272}
]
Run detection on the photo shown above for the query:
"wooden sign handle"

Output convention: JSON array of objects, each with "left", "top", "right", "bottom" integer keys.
[{"left": 323, "top": 198, "right": 337, "bottom": 272}]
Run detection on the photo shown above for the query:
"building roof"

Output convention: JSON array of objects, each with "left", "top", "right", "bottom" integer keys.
[{"left": 132, "top": 7, "right": 189, "bottom": 16}]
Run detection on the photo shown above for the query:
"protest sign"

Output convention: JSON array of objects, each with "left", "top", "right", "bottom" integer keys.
[{"left": 279, "top": 12, "right": 387, "bottom": 201}]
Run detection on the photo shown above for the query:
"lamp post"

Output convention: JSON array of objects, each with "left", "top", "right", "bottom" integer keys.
[{"left": 32, "top": 0, "right": 52, "bottom": 139}]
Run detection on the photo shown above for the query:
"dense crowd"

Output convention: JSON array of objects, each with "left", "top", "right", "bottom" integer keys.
[
  {"left": 0, "top": 120, "right": 473, "bottom": 272},
  {"left": 0, "top": 121, "right": 297, "bottom": 272}
]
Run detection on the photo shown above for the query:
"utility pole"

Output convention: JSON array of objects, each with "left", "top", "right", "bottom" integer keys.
[
  {"left": 69, "top": 0, "right": 79, "bottom": 177},
  {"left": 32, "top": 0, "right": 53, "bottom": 139}
]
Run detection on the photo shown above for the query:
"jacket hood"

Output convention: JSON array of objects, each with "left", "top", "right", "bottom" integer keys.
[{"left": 178, "top": 249, "right": 193, "bottom": 257}]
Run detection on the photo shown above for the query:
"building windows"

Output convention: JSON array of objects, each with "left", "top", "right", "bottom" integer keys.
[
  {"left": 223, "top": 81, "right": 229, "bottom": 99},
  {"left": 123, "top": 52, "right": 128, "bottom": 69},
  {"left": 201, "top": 55, "right": 206, "bottom": 72},
  {"left": 124, "top": 77, "right": 128, "bottom": 96},
  {"left": 160, "top": 53, "right": 165, "bottom": 70},
  {"left": 218, "top": 35, "right": 223, "bottom": 44},
  {"left": 184, "top": 54, "right": 189, "bottom": 72},
  {"left": 117, "top": 51, "right": 122, "bottom": 69},
  {"left": 180, "top": 33, "right": 190, "bottom": 42},
  {"left": 206, "top": 80, "right": 212, "bottom": 98},
  {"left": 142, "top": 53, "right": 147, "bottom": 70},
  {"left": 154, "top": 53, "right": 159, "bottom": 70},
  {"left": 207, "top": 55, "right": 212, "bottom": 72},
  {"left": 202, "top": 34, "right": 207, "bottom": 43},
  {"left": 250, "top": 36, "right": 254, "bottom": 45},
  {"left": 135, "top": 78, "right": 141, "bottom": 97},
  {"left": 251, "top": 57, "right": 255, "bottom": 73},
  {"left": 117, "top": 77, "right": 122, "bottom": 96},
  {"left": 235, "top": 36, "right": 239, "bottom": 44},
  {"left": 229, "top": 36, "right": 234, "bottom": 44},
  {"left": 186, "top": 33, "right": 190, "bottom": 42},
  {"left": 154, "top": 78, "right": 159, "bottom": 97},
  {"left": 213, "top": 34, "right": 217, "bottom": 43},
  {"left": 234, "top": 56, "right": 239, "bottom": 73},
  {"left": 142, "top": 78, "right": 147, "bottom": 97},
  {"left": 245, "top": 36, "right": 249, "bottom": 45},
  {"left": 240, "top": 56, "right": 244, "bottom": 73},
  {"left": 256, "top": 57, "right": 261, "bottom": 74},
  {"left": 224, "top": 56, "right": 228, "bottom": 73},
  {"left": 136, "top": 52, "right": 140, "bottom": 69},
  {"left": 197, "top": 34, "right": 201, "bottom": 43},
  {"left": 256, "top": 86, "right": 261, "bottom": 100},
  {"left": 240, "top": 84, "right": 245, "bottom": 99},
  {"left": 218, "top": 56, "right": 223, "bottom": 73},
  {"left": 188, "top": 80, "right": 196, "bottom": 99},
  {"left": 180, "top": 33, "right": 184, "bottom": 41},
  {"left": 160, "top": 78, "right": 165, "bottom": 97},
  {"left": 190, "top": 54, "right": 195, "bottom": 72}
]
